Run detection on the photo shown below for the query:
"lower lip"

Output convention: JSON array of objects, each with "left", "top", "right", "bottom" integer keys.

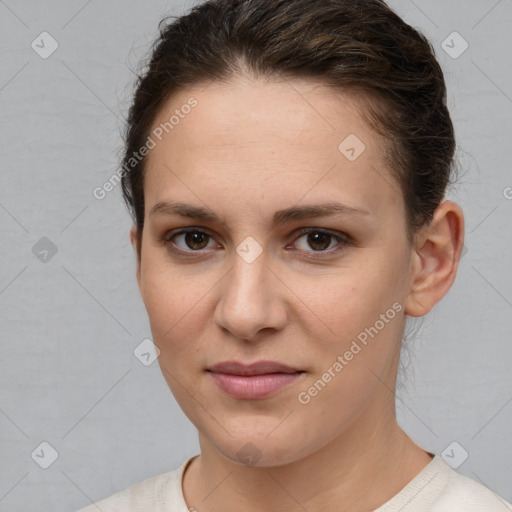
[{"left": 208, "top": 371, "right": 304, "bottom": 399}]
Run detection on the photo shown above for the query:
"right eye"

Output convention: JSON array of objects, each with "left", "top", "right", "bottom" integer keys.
[{"left": 164, "top": 228, "right": 221, "bottom": 255}]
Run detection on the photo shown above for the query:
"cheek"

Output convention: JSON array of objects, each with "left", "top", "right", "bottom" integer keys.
[
  {"left": 306, "top": 289, "right": 403, "bottom": 380},
  {"left": 139, "top": 256, "right": 198, "bottom": 344},
  {"left": 293, "top": 273, "right": 404, "bottom": 424},
  {"left": 298, "top": 253, "right": 406, "bottom": 338},
  {"left": 292, "top": 253, "right": 408, "bottom": 401},
  {"left": 140, "top": 271, "right": 208, "bottom": 403}
]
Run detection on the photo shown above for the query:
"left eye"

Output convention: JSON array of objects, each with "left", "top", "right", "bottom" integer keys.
[{"left": 292, "top": 229, "right": 346, "bottom": 253}]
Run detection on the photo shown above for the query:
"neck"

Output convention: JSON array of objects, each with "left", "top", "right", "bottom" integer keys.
[{"left": 182, "top": 398, "right": 433, "bottom": 512}]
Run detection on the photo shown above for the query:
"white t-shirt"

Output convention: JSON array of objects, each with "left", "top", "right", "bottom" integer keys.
[{"left": 76, "top": 454, "right": 511, "bottom": 511}]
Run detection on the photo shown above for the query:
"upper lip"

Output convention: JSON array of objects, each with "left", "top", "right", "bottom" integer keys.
[{"left": 208, "top": 360, "right": 303, "bottom": 376}]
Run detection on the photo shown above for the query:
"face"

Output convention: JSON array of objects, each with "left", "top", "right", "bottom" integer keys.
[{"left": 133, "top": 75, "right": 416, "bottom": 467}]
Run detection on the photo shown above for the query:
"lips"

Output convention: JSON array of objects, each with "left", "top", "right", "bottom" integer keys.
[
  {"left": 207, "top": 360, "right": 305, "bottom": 399},
  {"left": 208, "top": 360, "right": 302, "bottom": 376}
]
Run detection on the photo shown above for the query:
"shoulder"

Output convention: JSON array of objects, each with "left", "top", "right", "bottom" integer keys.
[
  {"left": 432, "top": 462, "right": 511, "bottom": 512},
  {"left": 75, "top": 470, "right": 175, "bottom": 512},
  {"left": 375, "top": 455, "right": 511, "bottom": 512},
  {"left": 75, "top": 458, "right": 192, "bottom": 512}
]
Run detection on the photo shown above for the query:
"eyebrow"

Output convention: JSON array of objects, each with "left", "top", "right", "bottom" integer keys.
[{"left": 149, "top": 201, "right": 369, "bottom": 226}]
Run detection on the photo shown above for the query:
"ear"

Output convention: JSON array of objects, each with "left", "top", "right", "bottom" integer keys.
[
  {"left": 129, "top": 225, "right": 141, "bottom": 289},
  {"left": 404, "top": 200, "right": 465, "bottom": 317}
]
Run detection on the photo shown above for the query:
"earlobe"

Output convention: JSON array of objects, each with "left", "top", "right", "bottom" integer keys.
[{"left": 404, "top": 200, "right": 465, "bottom": 317}]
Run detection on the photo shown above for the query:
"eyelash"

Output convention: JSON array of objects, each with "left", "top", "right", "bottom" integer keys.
[{"left": 162, "top": 227, "right": 351, "bottom": 259}]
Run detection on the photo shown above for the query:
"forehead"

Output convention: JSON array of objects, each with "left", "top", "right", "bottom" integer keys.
[
  {"left": 143, "top": 76, "right": 402, "bottom": 221},
  {"left": 151, "top": 76, "right": 374, "bottom": 149}
]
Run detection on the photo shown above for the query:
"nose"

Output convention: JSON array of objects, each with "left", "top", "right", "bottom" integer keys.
[{"left": 213, "top": 249, "right": 288, "bottom": 342}]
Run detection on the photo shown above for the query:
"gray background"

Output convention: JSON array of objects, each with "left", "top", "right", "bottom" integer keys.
[{"left": 0, "top": 0, "right": 510, "bottom": 510}]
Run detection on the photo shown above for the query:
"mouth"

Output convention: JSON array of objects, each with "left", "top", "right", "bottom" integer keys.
[{"left": 206, "top": 360, "right": 305, "bottom": 399}]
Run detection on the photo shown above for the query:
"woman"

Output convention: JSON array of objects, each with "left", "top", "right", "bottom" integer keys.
[{"left": 78, "top": 0, "right": 511, "bottom": 510}]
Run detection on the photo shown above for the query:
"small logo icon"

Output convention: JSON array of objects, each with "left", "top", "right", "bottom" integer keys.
[
  {"left": 441, "top": 32, "right": 468, "bottom": 59},
  {"left": 236, "top": 442, "right": 262, "bottom": 466},
  {"left": 133, "top": 338, "right": 160, "bottom": 366},
  {"left": 338, "top": 134, "right": 366, "bottom": 161},
  {"left": 32, "top": 237, "right": 58, "bottom": 263},
  {"left": 441, "top": 441, "right": 469, "bottom": 469},
  {"left": 236, "top": 236, "right": 263, "bottom": 264},
  {"left": 31, "top": 32, "right": 59, "bottom": 59},
  {"left": 31, "top": 441, "right": 59, "bottom": 469}
]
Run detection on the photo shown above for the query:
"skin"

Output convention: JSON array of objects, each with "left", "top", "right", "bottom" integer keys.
[{"left": 130, "top": 73, "right": 464, "bottom": 512}]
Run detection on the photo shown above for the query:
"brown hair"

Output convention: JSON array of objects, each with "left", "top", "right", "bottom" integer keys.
[{"left": 121, "top": 0, "right": 455, "bottom": 256}]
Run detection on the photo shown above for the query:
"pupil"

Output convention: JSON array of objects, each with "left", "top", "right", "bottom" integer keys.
[
  {"left": 308, "top": 232, "right": 330, "bottom": 251},
  {"left": 186, "top": 231, "right": 208, "bottom": 249}
]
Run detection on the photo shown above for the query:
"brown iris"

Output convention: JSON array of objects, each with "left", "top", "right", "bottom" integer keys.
[
  {"left": 306, "top": 232, "right": 332, "bottom": 251},
  {"left": 184, "top": 231, "right": 210, "bottom": 250}
]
